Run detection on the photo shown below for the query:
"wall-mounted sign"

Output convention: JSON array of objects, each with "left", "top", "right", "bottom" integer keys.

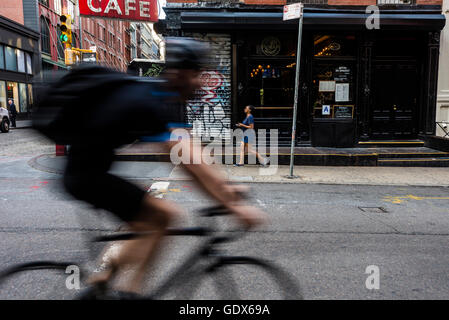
[
  {"left": 79, "top": 0, "right": 158, "bottom": 22},
  {"left": 333, "top": 105, "right": 354, "bottom": 119},
  {"left": 322, "top": 105, "right": 331, "bottom": 116},
  {"left": 261, "top": 37, "right": 281, "bottom": 56},
  {"left": 319, "top": 81, "right": 336, "bottom": 92},
  {"left": 335, "top": 83, "right": 350, "bottom": 102}
]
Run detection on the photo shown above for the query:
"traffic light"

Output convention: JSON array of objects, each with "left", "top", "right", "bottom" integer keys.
[{"left": 59, "top": 14, "right": 72, "bottom": 47}]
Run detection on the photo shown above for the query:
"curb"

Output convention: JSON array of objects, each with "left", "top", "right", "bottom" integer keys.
[
  {"left": 28, "top": 154, "right": 449, "bottom": 187},
  {"left": 28, "top": 154, "right": 64, "bottom": 175}
]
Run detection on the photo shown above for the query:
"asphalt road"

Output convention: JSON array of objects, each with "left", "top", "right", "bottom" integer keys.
[{"left": 0, "top": 150, "right": 448, "bottom": 299}]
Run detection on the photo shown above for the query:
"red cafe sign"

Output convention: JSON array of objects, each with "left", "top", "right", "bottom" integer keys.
[{"left": 79, "top": 0, "right": 158, "bottom": 22}]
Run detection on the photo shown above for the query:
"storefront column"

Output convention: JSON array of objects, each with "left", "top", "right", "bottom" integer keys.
[
  {"left": 359, "top": 37, "right": 373, "bottom": 141},
  {"left": 422, "top": 31, "right": 441, "bottom": 135}
]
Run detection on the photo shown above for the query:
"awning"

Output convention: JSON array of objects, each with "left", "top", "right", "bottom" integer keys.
[{"left": 179, "top": 11, "right": 446, "bottom": 31}]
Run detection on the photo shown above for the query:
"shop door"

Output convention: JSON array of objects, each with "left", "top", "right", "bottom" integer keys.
[{"left": 371, "top": 62, "right": 418, "bottom": 140}]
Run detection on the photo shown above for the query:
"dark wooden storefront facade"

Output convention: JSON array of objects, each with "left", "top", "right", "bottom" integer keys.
[{"left": 161, "top": 5, "right": 446, "bottom": 147}]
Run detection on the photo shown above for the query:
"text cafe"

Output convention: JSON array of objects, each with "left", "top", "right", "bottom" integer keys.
[
  {"left": 161, "top": 4, "right": 446, "bottom": 147},
  {"left": 79, "top": 0, "right": 158, "bottom": 22}
]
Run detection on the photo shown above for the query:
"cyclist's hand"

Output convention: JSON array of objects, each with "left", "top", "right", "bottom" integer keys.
[{"left": 229, "top": 205, "right": 267, "bottom": 229}]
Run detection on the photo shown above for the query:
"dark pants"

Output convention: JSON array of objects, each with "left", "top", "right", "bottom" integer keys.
[{"left": 10, "top": 115, "right": 16, "bottom": 127}]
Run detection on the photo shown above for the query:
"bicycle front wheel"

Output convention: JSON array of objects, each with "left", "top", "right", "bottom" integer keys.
[
  {"left": 175, "top": 256, "right": 303, "bottom": 300},
  {"left": 0, "top": 261, "right": 81, "bottom": 299}
]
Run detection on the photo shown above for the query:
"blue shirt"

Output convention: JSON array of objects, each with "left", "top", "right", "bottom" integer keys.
[{"left": 242, "top": 114, "right": 254, "bottom": 131}]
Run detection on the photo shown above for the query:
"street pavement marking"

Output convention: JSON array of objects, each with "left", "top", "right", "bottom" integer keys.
[
  {"left": 148, "top": 181, "right": 171, "bottom": 198},
  {"left": 384, "top": 194, "right": 449, "bottom": 204}
]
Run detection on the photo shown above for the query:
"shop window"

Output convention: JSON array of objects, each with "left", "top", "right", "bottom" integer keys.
[
  {"left": 19, "top": 83, "right": 28, "bottom": 113},
  {"left": 17, "top": 50, "right": 25, "bottom": 73},
  {"left": 6, "top": 82, "right": 19, "bottom": 112},
  {"left": 244, "top": 61, "right": 295, "bottom": 118},
  {"left": 40, "top": 17, "right": 51, "bottom": 54},
  {"left": 26, "top": 53, "right": 33, "bottom": 74},
  {"left": 28, "top": 84, "right": 33, "bottom": 111},
  {"left": 312, "top": 62, "right": 356, "bottom": 120},
  {"left": 0, "top": 81, "right": 6, "bottom": 110},
  {"left": 0, "top": 45, "right": 4, "bottom": 69},
  {"left": 5, "top": 47, "right": 17, "bottom": 71},
  {"left": 246, "top": 34, "right": 297, "bottom": 57},
  {"left": 314, "top": 35, "right": 357, "bottom": 57}
]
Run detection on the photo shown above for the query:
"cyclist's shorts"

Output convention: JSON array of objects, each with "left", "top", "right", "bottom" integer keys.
[{"left": 63, "top": 147, "right": 146, "bottom": 222}]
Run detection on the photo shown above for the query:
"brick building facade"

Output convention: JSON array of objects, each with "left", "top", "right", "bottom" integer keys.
[
  {"left": 161, "top": 0, "right": 445, "bottom": 147},
  {"left": 0, "top": 0, "right": 40, "bottom": 118},
  {"left": 81, "top": 16, "right": 130, "bottom": 72}
]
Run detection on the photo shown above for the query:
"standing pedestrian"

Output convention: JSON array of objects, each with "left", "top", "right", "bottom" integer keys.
[
  {"left": 7, "top": 99, "right": 17, "bottom": 128},
  {"left": 235, "top": 105, "right": 269, "bottom": 167}
]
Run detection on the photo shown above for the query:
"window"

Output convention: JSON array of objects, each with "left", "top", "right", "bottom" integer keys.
[
  {"left": 17, "top": 50, "right": 25, "bottom": 73},
  {"left": 0, "top": 81, "right": 6, "bottom": 110},
  {"left": 5, "top": 47, "right": 17, "bottom": 71},
  {"left": 313, "top": 35, "right": 357, "bottom": 57},
  {"left": 28, "top": 84, "right": 33, "bottom": 111},
  {"left": 39, "top": 0, "right": 49, "bottom": 7},
  {"left": 40, "top": 17, "right": 51, "bottom": 54},
  {"left": 67, "top": 0, "right": 75, "bottom": 17},
  {"left": 56, "top": 26, "right": 65, "bottom": 59},
  {"left": 19, "top": 83, "right": 28, "bottom": 113},
  {"left": 54, "top": 0, "right": 62, "bottom": 15},
  {"left": 0, "top": 45, "right": 4, "bottom": 69},
  {"left": 26, "top": 53, "right": 32, "bottom": 74},
  {"left": 6, "top": 82, "right": 19, "bottom": 110}
]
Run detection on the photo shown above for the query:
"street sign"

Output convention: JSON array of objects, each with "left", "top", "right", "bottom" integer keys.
[
  {"left": 283, "top": 3, "right": 304, "bottom": 21},
  {"left": 79, "top": 0, "right": 158, "bottom": 22}
]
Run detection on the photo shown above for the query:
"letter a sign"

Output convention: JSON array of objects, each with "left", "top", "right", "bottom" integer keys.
[{"left": 79, "top": 0, "right": 158, "bottom": 22}]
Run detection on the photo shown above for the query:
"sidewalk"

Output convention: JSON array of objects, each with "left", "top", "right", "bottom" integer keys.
[
  {"left": 11, "top": 120, "right": 32, "bottom": 129},
  {"left": 29, "top": 153, "right": 449, "bottom": 187}
]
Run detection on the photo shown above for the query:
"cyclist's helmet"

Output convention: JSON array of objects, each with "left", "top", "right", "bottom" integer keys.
[{"left": 165, "top": 37, "right": 210, "bottom": 70}]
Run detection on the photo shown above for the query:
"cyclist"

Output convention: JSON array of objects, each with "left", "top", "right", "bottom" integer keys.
[{"left": 50, "top": 38, "right": 266, "bottom": 298}]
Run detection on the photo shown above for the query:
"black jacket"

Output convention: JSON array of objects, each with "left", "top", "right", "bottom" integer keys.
[{"left": 9, "top": 104, "right": 17, "bottom": 116}]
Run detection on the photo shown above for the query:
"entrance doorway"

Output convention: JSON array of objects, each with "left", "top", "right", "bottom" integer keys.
[{"left": 371, "top": 61, "right": 419, "bottom": 140}]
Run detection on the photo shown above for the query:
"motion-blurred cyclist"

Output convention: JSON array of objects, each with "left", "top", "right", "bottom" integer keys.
[{"left": 35, "top": 38, "right": 265, "bottom": 299}]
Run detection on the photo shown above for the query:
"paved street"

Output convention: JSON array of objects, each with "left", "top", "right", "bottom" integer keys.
[{"left": 0, "top": 130, "right": 448, "bottom": 299}]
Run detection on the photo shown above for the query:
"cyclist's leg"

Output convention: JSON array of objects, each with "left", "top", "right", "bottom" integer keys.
[
  {"left": 108, "top": 195, "right": 181, "bottom": 293},
  {"left": 64, "top": 169, "right": 181, "bottom": 294}
]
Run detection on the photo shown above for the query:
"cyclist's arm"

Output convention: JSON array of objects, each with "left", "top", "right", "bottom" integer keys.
[{"left": 162, "top": 139, "right": 264, "bottom": 227}]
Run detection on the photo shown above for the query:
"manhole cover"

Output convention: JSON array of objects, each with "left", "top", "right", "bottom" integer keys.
[{"left": 358, "top": 207, "right": 388, "bottom": 213}]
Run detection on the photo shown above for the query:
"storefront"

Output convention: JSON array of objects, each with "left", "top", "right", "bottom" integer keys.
[
  {"left": 0, "top": 16, "right": 40, "bottom": 118},
  {"left": 163, "top": 5, "right": 446, "bottom": 147}
]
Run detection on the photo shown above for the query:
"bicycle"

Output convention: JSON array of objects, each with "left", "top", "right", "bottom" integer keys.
[{"left": 0, "top": 205, "right": 303, "bottom": 300}]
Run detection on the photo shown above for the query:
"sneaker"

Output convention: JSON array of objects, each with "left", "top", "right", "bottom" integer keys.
[
  {"left": 234, "top": 164, "right": 244, "bottom": 167},
  {"left": 261, "top": 159, "right": 270, "bottom": 167}
]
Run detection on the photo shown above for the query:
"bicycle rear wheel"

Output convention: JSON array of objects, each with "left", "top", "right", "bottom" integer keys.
[
  {"left": 173, "top": 256, "right": 303, "bottom": 300},
  {"left": 0, "top": 261, "right": 81, "bottom": 299}
]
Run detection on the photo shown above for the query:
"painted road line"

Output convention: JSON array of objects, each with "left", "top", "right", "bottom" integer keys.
[{"left": 384, "top": 194, "right": 449, "bottom": 204}]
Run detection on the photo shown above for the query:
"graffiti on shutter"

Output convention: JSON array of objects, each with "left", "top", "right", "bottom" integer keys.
[{"left": 185, "top": 33, "right": 232, "bottom": 141}]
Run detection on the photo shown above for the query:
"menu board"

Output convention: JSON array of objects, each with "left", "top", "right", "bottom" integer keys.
[
  {"left": 319, "top": 81, "right": 336, "bottom": 92},
  {"left": 335, "top": 83, "right": 350, "bottom": 102},
  {"left": 333, "top": 105, "right": 354, "bottom": 119}
]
